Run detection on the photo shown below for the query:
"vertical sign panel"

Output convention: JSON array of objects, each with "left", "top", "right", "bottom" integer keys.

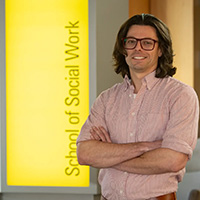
[{"left": 6, "top": 0, "right": 89, "bottom": 187}]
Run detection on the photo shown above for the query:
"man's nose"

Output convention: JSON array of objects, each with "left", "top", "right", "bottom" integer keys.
[{"left": 134, "top": 41, "right": 142, "bottom": 50}]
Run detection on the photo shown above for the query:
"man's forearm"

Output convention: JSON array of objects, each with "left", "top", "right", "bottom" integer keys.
[
  {"left": 113, "top": 148, "right": 188, "bottom": 174},
  {"left": 77, "top": 140, "right": 161, "bottom": 168}
]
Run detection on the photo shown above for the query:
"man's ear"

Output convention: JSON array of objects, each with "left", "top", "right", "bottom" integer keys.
[{"left": 158, "top": 48, "right": 162, "bottom": 57}]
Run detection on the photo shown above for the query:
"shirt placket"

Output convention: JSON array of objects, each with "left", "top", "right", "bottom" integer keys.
[
  {"left": 116, "top": 172, "right": 128, "bottom": 200},
  {"left": 119, "top": 85, "right": 147, "bottom": 200},
  {"left": 127, "top": 85, "right": 147, "bottom": 143}
]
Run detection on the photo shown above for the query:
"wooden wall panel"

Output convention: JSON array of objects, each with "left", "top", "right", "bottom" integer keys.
[
  {"left": 150, "top": 0, "right": 194, "bottom": 87},
  {"left": 129, "top": 0, "right": 150, "bottom": 17},
  {"left": 194, "top": 0, "right": 200, "bottom": 137}
]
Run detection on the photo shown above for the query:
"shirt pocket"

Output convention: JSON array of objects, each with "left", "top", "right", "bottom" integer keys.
[{"left": 137, "top": 113, "right": 169, "bottom": 142}]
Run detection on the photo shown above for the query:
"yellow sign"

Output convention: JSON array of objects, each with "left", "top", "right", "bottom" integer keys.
[{"left": 6, "top": 0, "right": 89, "bottom": 187}]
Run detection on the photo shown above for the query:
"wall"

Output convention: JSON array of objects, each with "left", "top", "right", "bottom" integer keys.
[
  {"left": 129, "top": 0, "right": 149, "bottom": 16},
  {"left": 0, "top": 0, "right": 129, "bottom": 200},
  {"left": 96, "top": 0, "right": 127, "bottom": 95},
  {"left": 150, "top": 0, "right": 194, "bottom": 87},
  {"left": 194, "top": 0, "right": 200, "bottom": 137}
]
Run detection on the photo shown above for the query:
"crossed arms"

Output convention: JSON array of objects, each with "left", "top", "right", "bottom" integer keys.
[{"left": 77, "top": 126, "right": 188, "bottom": 175}]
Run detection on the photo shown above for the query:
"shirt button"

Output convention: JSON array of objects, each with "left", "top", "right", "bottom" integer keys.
[
  {"left": 120, "top": 190, "right": 123, "bottom": 195},
  {"left": 132, "top": 112, "right": 135, "bottom": 116},
  {"left": 129, "top": 94, "right": 132, "bottom": 97},
  {"left": 130, "top": 133, "right": 133, "bottom": 137}
]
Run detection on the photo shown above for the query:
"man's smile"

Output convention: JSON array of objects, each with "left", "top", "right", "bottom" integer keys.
[{"left": 132, "top": 56, "right": 146, "bottom": 60}]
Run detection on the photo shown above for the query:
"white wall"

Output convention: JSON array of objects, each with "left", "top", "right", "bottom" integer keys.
[{"left": 96, "top": 0, "right": 126, "bottom": 95}]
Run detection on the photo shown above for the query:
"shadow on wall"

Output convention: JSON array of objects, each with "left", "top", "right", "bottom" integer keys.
[{"left": 188, "top": 190, "right": 200, "bottom": 200}]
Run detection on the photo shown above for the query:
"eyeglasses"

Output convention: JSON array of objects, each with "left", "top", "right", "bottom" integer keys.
[{"left": 122, "top": 37, "right": 158, "bottom": 51}]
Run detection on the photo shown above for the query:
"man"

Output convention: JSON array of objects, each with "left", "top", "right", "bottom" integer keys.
[{"left": 76, "top": 14, "right": 199, "bottom": 200}]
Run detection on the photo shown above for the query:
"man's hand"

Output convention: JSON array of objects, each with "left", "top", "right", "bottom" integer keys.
[{"left": 90, "top": 126, "right": 112, "bottom": 143}]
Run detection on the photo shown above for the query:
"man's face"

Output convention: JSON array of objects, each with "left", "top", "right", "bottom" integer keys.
[{"left": 124, "top": 25, "right": 162, "bottom": 77}]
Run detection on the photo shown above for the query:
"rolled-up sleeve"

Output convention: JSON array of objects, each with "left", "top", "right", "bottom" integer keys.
[{"left": 162, "top": 86, "right": 199, "bottom": 159}]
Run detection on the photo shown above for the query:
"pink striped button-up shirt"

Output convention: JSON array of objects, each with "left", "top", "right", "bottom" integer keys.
[{"left": 77, "top": 71, "right": 199, "bottom": 200}]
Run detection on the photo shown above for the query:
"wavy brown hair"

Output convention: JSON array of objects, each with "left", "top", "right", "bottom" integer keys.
[{"left": 113, "top": 14, "right": 176, "bottom": 78}]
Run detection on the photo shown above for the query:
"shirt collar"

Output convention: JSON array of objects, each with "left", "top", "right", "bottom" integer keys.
[
  {"left": 142, "top": 70, "right": 160, "bottom": 90},
  {"left": 123, "top": 71, "right": 160, "bottom": 91},
  {"left": 124, "top": 75, "right": 132, "bottom": 91}
]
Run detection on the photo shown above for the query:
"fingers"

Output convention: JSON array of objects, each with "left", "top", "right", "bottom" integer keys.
[
  {"left": 90, "top": 129, "right": 101, "bottom": 141},
  {"left": 90, "top": 126, "right": 106, "bottom": 142},
  {"left": 99, "top": 126, "right": 112, "bottom": 143},
  {"left": 90, "top": 126, "right": 111, "bottom": 143},
  {"left": 90, "top": 127, "right": 105, "bottom": 141}
]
